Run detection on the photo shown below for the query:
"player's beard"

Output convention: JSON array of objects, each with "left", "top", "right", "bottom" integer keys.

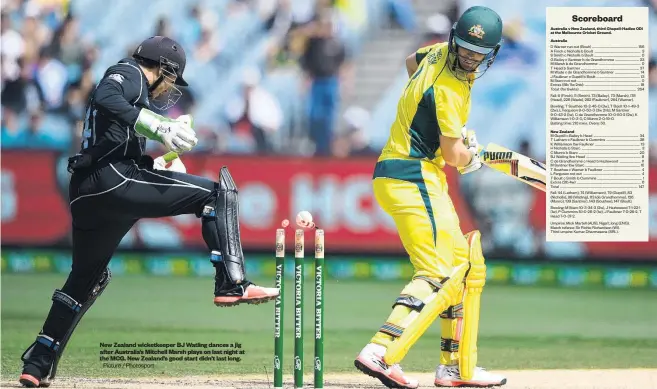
[
  {"left": 151, "top": 67, "right": 182, "bottom": 111},
  {"left": 447, "top": 51, "right": 495, "bottom": 82},
  {"left": 458, "top": 57, "right": 480, "bottom": 72},
  {"left": 447, "top": 52, "right": 475, "bottom": 81}
]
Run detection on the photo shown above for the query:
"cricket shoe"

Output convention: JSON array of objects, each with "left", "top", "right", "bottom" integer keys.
[
  {"left": 214, "top": 283, "right": 279, "bottom": 307},
  {"left": 354, "top": 343, "right": 419, "bottom": 389},
  {"left": 434, "top": 364, "right": 506, "bottom": 387},
  {"left": 19, "top": 373, "right": 50, "bottom": 388},
  {"left": 19, "top": 339, "right": 54, "bottom": 388}
]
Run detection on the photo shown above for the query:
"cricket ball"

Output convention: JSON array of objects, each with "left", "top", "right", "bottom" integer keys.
[{"left": 296, "top": 211, "right": 313, "bottom": 227}]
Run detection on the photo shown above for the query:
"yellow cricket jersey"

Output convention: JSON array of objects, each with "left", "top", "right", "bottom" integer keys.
[{"left": 377, "top": 42, "right": 474, "bottom": 170}]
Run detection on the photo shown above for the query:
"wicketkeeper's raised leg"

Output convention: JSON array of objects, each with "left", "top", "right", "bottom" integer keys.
[
  {"left": 202, "top": 166, "right": 280, "bottom": 306},
  {"left": 19, "top": 160, "right": 278, "bottom": 388}
]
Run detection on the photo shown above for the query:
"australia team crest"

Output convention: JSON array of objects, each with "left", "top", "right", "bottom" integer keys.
[{"left": 468, "top": 24, "right": 485, "bottom": 39}]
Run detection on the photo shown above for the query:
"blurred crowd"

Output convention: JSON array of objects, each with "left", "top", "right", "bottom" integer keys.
[
  {"left": 0, "top": 0, "right": 448, "bottom": 157},
  {"left": 1, "top": 0, "right": 656, "bottom": 160},
  {"left": 0, "top": 0, "right": 379, "bottom": 156},
  {"left": 1, "top": 0, "right": 96, "bottom": 152},
  {"left": 2, "top": 0, "right": 655, "bottom": 261}
]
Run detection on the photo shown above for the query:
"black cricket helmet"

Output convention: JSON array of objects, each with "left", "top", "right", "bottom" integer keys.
[
  {"left": 448, "top": 6, "right": 503, "bottom": 80},
  {"left": 133, "top": 36, "right": 188, "bottom": 110}
]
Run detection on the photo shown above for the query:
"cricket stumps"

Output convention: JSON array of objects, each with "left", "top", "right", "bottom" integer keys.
[{"left": 274, "top": 227, "right": 324, "bottom": 389}]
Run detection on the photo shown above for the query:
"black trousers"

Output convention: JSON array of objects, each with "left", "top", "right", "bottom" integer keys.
[{"left": 44, "top": 159, "right": 217, "bottom": 338}]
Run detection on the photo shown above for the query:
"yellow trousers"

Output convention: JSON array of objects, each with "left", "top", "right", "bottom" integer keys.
[{"left": 370, "top": 158, "right": 470, "bottom": 365}]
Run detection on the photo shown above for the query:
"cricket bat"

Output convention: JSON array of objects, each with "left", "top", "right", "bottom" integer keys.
[{"left": 478, "top": 143, "right": 546, "bottom": 192}]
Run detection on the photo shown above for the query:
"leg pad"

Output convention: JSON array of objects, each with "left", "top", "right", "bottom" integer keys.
[
  {"left": 52, "top": 290, "right": 82, "bottom": 313},
  {"left": 440, "top": 337, "right": 459, "bottom": 352},
  {"left": 36, "top": 335, "right": 60, "bottom": 353},
  {"left": 202, "top": 167, "right": 246, "bottom": 285},
  {"left": 459, "top": 230, "right": 487, "bottom": 381},
  {"left": 392, "top": 295, "right": 425, "bottom": 312},
  {"left": 440, "top": 303, "right": 463, "bottom": 319},
  {"left": 53, "top": 268, "right": 111, "bottom": 380},
  {"left": 383, "top": 270, "right": 468, "bottom": 366},
  {"left": 379, "top": 322, "right": 405, "bottom": 338}
]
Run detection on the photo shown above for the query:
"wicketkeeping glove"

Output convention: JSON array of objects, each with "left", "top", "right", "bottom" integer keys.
[
  {"left": 157, "top": 122, "right": 196, "bottom": 154},
  {"left": 135, "top": 109, "right": 198, "bottom": 154},
  {"left": 153, "top": 154, "right": 187, "bottom": 173},
  {"left": 457, "top": 127, "right": 482, "bottom": 175}
]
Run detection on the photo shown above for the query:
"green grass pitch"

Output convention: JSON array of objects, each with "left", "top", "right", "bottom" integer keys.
[{"left": 2, "top": 273, "right": 656, "bottom": 379}]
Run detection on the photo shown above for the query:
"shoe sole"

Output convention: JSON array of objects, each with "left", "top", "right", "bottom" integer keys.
[
  {"left": 214, "top": 295, "right": 278, "bottom": 307},
  {"left": 435, "top": 378, "right": 507, "bottom": 387},
  {"left": 19, "top": 374, "right": 51, "bottom": 388},
  {"left": 19, "top": 377, "right": 38, "bottom": 388},
  {"left": 354, "top": 359, "right": 416, "bottom": 389}
]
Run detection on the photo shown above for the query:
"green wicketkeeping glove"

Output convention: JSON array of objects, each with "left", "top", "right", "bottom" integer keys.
[{"left": 135, "top": 109, "right": 197, "bottom": 154}]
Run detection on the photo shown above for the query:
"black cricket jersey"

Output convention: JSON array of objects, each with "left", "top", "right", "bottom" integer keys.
[{"left": 79, "top": 57, "right": 151, "bottom": 163}]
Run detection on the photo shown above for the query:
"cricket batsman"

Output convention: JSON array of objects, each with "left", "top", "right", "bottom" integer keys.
[
  {"left": 18, "top": 36, "right": 279, "bottom": 388},
  {"left": 354, "top": 6, "right": 507, "bottom": 388}
]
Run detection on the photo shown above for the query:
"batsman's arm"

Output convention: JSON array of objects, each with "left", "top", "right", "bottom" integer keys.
[
  {"left": 440, "top": 135, "right": 476, "bottom": 167},
  {"left": 433, "top": 85, "right": 480, "bottom": 170},
  {"left": 406, "top": 44, "right": 437, "bottom": 77},
  {"left": 405, "top": 53, "right": 419, "bottom": 77}
]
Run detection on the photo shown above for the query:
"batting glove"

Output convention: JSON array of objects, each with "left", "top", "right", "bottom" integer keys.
[{"left": 458, "top": 128, "right": 482, "bottom": 175}]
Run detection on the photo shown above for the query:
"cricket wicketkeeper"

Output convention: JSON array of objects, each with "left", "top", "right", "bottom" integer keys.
[
  {"left": 354, "top": 6, "right": 507, "bottom": 388},
  {"left": 18, "top": 36, "right": 279, "bottom": 388}
]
